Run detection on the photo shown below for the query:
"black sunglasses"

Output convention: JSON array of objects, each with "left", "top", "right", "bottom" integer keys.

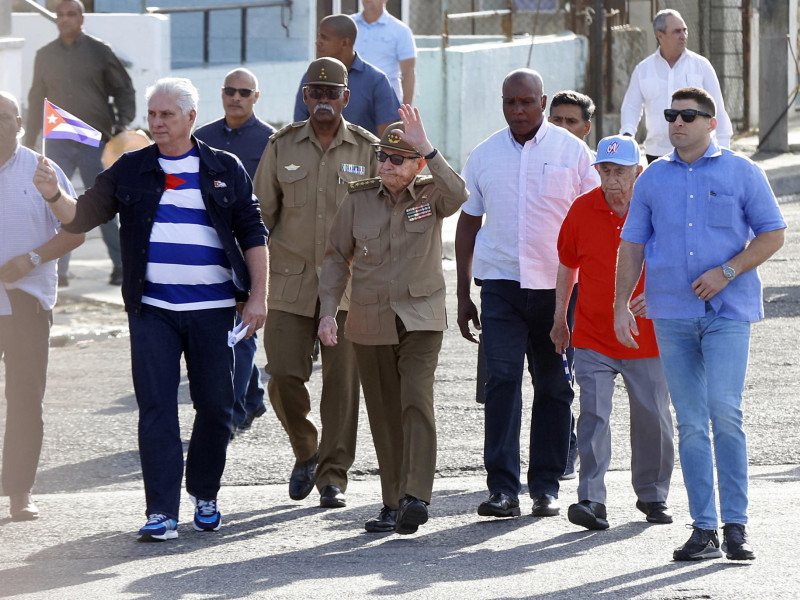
[
  {"left": 305, "top": 87, "right": 345, "bottom": 100},
  {"left": 223, "top": 87, "right": 256, "bottom": 98},
  {"left": 377, "top": 150, "right": 421, "bottom": 165},
  {"left": 664, "top": 108, "right": 712, "bottom": 123}
]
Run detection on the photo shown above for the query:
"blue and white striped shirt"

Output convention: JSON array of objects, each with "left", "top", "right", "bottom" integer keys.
[{"left": 141, "top": 147, "right": 236, "bottom": 311}]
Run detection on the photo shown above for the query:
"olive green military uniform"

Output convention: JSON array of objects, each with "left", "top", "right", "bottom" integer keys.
[
  {"left": 319, "top": 151, "right": 468, "bottom": 509},
  {"left": 253, "top": 117, "right": 378, "bottom": 493}
]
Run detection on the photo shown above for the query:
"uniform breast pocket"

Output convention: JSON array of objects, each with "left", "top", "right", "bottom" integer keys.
[
  {"left": 353, "top": 225, "right": 382, "bottom": 266},
  {"left": 276, "top": 167, "right": 309, "bottom": 208},
  {"left": 707, "top": 194, "right": 736, "bottom": 229},
  {"left": 404, "top": 215, "right": 434, "bottom": 258}
]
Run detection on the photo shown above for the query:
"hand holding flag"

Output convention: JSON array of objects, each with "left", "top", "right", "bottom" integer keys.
[{"left": 43, "top": 100, "right": 101, "bottom": 149}]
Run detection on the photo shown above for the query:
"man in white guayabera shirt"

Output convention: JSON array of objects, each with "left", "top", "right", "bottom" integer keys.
[{"left": 32, "top": 78, "right": 268, "bottom": 542}]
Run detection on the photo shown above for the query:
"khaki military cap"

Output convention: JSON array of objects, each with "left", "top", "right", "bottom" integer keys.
[
  {"left": 373, "top": 121, "right": 416, "bottom": 153},
  {"left": 305, "top": 57, "right": 348, "bottom": 87}
]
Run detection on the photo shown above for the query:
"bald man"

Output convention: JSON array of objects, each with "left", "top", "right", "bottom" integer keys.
[
  {"left": 195, "top": 68, "right": 276, "bottom": 438},
  {"left": 456, "top": 69, "right": 599, "bottom": 520},
  {"left": 293, "top": 14, "right": 400, "bottom": 137}
]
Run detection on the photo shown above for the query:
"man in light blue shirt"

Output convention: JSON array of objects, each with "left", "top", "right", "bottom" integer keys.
[
  {"left": 615, "top": 87, "right": 786, "bottom": 562},
  {"left": 354, "top": 0, "right": 417, "bottom": 105}
]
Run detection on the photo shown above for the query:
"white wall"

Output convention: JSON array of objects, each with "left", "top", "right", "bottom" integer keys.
[
  {"left": 12, "top": 13, "right": 170, "bottom": 129},
  {"left": 0, "top": 37, "right": 24, "bottom": 100}
]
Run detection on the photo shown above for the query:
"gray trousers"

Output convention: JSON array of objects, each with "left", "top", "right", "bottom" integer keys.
[{"left": 574, "top": 348, "right": 674, "bottom": 505}]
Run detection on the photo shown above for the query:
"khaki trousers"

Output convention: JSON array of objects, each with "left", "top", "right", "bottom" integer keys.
[
  {"left": 353, "top": 318, "right": 442, "bottom": 508},
  {"left": 264, "top": 309, "right": 360, "bottom": 491}
]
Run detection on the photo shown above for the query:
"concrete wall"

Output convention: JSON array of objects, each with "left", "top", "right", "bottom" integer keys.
[
  {"left": 12, "top": 13, "right": 170, "bottom": 129},
  {"left": 0, "top": 37, "right": 24, "bottom": 100}
]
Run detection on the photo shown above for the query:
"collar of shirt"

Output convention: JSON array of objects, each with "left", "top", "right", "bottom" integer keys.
[
  {"left": 223, "top": 113, "right": 258, "bottom": 134},
  {"left": 355, "top": 10, "right": 392, "bottom": 27},
  {"left": 654, "top": 46, "right": 689, "bottom": 67},
  {"left": 350, "top": 53, "right": 366, "bottom": 73},
  {"left": 665, "top": 138, "right": 722, "bottom": 166},
  {"left": 295, "top": 117, "right": 358, "bottom": 151},
  {"left": 506, "top": 118, "right": 549, "bottom": 149},
  {"left": 58, "top": 31, "right": 86, "bottom": 50}
]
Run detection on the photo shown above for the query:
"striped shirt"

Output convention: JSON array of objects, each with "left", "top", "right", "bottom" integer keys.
[
  {"left": 141, "top": 146, "right": 235, "bottom": 311},
  {"left": 0, "top": 144, "right": 75, "bottom": 314}
]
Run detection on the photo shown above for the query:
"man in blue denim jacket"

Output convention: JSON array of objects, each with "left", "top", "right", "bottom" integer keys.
[{"left": 33, "top": 77, "right": 268, "bottom": 542}]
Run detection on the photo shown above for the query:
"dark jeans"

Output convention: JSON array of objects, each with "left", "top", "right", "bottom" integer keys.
[
  {"left": 480, "top": 280, "right": 574, "bottom": 500},
  {"left": 128, "top": 304, "right": 236, "bottom": 519},
  {"left": 47, "top": 139, "right": 122, "bottom": 275},
  {"left": 0, "top": 290, "right": 51, "bottom": 496},
  {"left": 231, "top": 316, "right": 265, "bottom": 427}
]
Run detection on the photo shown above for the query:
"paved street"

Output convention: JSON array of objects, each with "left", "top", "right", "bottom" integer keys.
[{"left": 1, "top": 197, "right": 799, "bottom": 598}]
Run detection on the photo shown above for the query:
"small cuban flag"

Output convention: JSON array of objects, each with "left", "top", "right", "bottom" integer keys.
[{"left": 43, "top": 99, "right": 101, "bottom": 147}]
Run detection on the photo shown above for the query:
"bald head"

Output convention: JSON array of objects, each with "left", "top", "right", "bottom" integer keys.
[
  {"left": 503, "top": 69, "right": 543, "bottom": 95},
  {"left": 0, "top": 91, "right": 24, "bottom": 156},
  {"left": 320, "top": 15, "right": 358, "bottom": 44},
  {"left": 225, "top": 68, "right": 258, "bottom": 90},
  {"left": 0, "top": 91, "right": 20, "bottom": 114}
]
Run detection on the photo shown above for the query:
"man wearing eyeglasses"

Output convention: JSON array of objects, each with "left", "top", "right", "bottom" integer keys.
[
  {"left": 318, "top": 105, "right": 468, "bottom": 535},
  {"left": 195, "top": 68, "right": 275, "bottom": 440},
  {"left": 619, "top": 9, "right": 733, "bottom": 163},
  {"left": 615, "top": 87, "right": 785, "bottom": 562},
  {"left": 252, "top": 57, "right": 378, "bottom": 510}
]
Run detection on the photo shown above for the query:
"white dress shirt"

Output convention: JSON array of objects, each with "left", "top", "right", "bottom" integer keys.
[
  {"left": 461, "top": 122, "right": 600, "bottom": 290},
  {"left": 620, "top": 48, "right": 733, "bottom": 157}
]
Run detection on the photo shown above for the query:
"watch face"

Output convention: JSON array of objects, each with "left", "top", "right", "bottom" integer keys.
[{"left": 29, "top": 252, "right": 41, "bottom": 266}]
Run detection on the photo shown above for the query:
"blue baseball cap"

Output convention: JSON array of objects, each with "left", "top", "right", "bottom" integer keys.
[{"left": 592, "top": 135, "right": 640, "bottom": 166}]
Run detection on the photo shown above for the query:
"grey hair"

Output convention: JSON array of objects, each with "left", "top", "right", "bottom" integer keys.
[
  {"left": 145, "top": 78, "right": 199, "bottom": 116},
  {"left": 653, "top": 9, "right": 682, "bottom": 35}
]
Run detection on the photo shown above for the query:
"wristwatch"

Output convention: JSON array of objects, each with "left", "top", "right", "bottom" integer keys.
[
  {"left": 722, "top": 263, "right": 736, "bottom": 281},
  {"left": 28, "top": 251, "right": 42, "bottom": 267}
]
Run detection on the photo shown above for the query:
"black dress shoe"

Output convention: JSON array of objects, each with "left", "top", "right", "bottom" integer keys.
[
  {"left": 9, "top": 493, "right": 39, "bottom": 521},
  {"left": 109, "top": 267, "right": 123, "bottom": 286},
  {"left": 319, "top": 485, "right": 346, "bottom": 508},
  {"left": 477, "top": 492, "right": 521, "bottom": 518},
  {"left": 568, "top": 500, "right": 609, "bottom": 530},
  {"left": 238, "top": 405, "right": 267, "bottom": 432},
  {"left": 289, "top": 452, "right": 318, "bottom": 500},
  {"left": 365, "top": 505, "right": 397, "bottom": 533},
  {"left": 531, "top": 494, "right": 560, "bottom": 517},
  {"left": 395, "top": 495, "right": 428, "bottom": 535},
  {"left": 636, "top": 500, "right": 673, "bottom": 524}
]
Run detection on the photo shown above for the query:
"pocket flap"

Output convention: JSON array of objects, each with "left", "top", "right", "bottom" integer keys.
[
  {"left": 353, "top": 226, "right": 381, "bottom": 240},
  {"left": 277, "top": 166, "right": 309, "bottom": 184},
  {"left": 408, "top": 277, "right": 443, "bottom": 298},
  {"left": 270, "top": 255, "right": 305, "bottom": 275}
]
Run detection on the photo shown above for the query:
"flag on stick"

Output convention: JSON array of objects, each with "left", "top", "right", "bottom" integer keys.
[{"left": 43, "top": 100, "right": 101, "bottom": 148}]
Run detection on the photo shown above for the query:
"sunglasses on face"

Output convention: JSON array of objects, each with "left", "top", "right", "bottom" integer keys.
[
  {"left": 305, "top": 87, "right": 345, "bottom": 100},
  {"left": 223, "top": 87, "right": 256, "bottom": 98},
  {"left": 377, "top": 150, "right": 421, "bottom": 165},
  {"left": 664, "top": 108, "right": 712, "bottom": 123}
]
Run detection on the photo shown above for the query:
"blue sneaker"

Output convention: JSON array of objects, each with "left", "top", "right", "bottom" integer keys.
[
  {"left": 192, "top": 497, "right": 221, "bottom": 531},
  {"left": 138, "top": 514, "right": 178, "bottom": 542}
]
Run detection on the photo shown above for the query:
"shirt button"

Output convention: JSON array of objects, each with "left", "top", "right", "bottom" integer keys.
[
  {"left": 320, "top": 161, "right": 325, "bottom": 166},
  {"left": 284, "top": 268, "right": 289, "bottom": 273},
  {"left": 689, "top": 168, "right": 693, "bottom": 172},
  {"left": 392, "top": 233, "right": 396, "bottom": 238},
  {"left": 689, "top": 252, "right": 694, "bottom": 256},
  {"left": 318, "top": 213, "right": 323, "bottom": 218},
  {"left": 689, "top": 222, "right": 693, "bottom": 227},
  {"left": 690, "top": 195, "right": 694, "bottom": 199},
  {"left": 319, "top": 188, "right": 323, "bottom": 192}
]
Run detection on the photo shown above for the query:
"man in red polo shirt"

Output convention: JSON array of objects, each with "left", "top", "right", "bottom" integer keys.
[{"left": 550, "top": 135, "right": 675, "bottom": 530}]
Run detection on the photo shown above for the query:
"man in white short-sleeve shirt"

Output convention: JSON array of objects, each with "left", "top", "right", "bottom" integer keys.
[{"left": 354, "top": 0, "right": 416, "bottom": 105}]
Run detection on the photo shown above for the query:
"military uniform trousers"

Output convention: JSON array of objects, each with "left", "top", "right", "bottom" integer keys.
[
  {"left": 265, "top": 308, "right": 359, "bottom": 491},
  {"left": 353, "top": 316, "right": 442, "bottom": 509},
  {"left": 574, "top": 347, "right": 674, "bottom": 505}
]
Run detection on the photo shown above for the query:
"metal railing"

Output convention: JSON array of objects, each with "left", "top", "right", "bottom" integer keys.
[
  {"left": 15, "top": 0, "right": 55, "bottom": 22},
  {"left": 147, "top": 0, "right": 293, "bottom": 65},
  {"left": 441, "top": 0, "right": 513, "bottom": 48}
]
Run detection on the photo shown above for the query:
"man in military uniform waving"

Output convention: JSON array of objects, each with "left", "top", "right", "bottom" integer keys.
[
  {"left": 252, "top": 57, "right": 378, "bottom": 509},
  {"left": 318, "top": 105, "right": 468, "bottom": 534}
]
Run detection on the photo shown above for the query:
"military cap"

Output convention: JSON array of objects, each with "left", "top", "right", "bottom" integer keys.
[
  {"left": 305, "top": 57, "right": 348, "bottom": 87},
  {"left": 373, "top": 121, "right": 417, "bottom": 154}
]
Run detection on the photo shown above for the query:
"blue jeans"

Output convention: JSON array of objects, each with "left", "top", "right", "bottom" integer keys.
[
  {"left": 480, "top": 280, "right": 574, "bottom": 500},
  {"left": 653, "top": 303, "right": 751, "bottom": 529},
  {"left": 47, "top": 139, "right": 122, "bottom": 275},
  {"left": 231, "top": 315, "right": 265, "bottom": 427},
  {"left": 128, "top": 304, "right": 236, "bottom": 520}
]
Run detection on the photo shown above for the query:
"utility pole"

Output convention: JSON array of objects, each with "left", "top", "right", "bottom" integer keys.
[{"left": 759, "top": 0, "right": 789, "bottom": 152}]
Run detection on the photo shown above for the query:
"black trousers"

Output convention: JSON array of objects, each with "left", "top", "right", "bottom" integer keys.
[{"left": 0, "top": 289, "right": 51, "bottom": 496}]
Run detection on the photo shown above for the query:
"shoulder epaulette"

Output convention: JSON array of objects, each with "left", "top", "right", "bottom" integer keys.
[
  {"left": 346, "top": 122, "right": 380, "bottom": 143},
  {"left": 348, "top": 177, "right": 382, "bottom": 193},
  {"left": 269, "top": 121, "right": 304, "bottom": 142},
  {"left": 415, "top": 175, "right": 434, "bottom": 186}
]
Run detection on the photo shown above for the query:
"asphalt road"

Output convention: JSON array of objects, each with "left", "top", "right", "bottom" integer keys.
[{"left": 0, "top": 203, "right": 799, "bottom": 599}]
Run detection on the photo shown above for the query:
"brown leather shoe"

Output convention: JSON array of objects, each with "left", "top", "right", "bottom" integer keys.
[{"left": 10, "top": 493, "right": 39, "bottom": 521}]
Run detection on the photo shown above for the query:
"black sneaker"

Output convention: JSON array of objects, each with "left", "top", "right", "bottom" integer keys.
[
  {"left": 673, "top": 526, "right": 724, "bottom": 561},
  {"left": 722, "top": 523, "right": 756, "bottom": 560}
]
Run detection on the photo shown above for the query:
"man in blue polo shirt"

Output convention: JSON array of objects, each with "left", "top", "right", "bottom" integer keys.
[
  {"left": 293, "top": 14, "right": 399, "bottom": 137},
  {"left": 195, "top": 68, "right": 275, "bottom": 439},
  {"left": 615, "top": 86, "right": 785, "bottom": 562}
]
